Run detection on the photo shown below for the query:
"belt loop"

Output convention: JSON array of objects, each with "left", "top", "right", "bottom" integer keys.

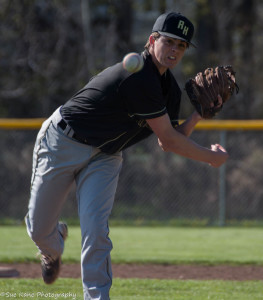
[{"left": 64, "top": 125, "right": 74, "bottom": 138}]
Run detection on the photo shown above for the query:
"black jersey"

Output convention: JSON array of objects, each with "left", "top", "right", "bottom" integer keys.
[{"left": 61, "top": 51, "right": 182, "bottom": 154}]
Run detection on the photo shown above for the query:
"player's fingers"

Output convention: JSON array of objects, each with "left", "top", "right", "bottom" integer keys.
[
  {"left": 217, "top": 144, "right": 227, "bottom": 153},
  {"left": 211, "top": 144, "right": 217, "bottom": 151},
  {"left": 211, "top": 144, "right": 226, "bottom": 152},
  {"left": 217, "top": 95, "right": 223, "bottom": 106}
]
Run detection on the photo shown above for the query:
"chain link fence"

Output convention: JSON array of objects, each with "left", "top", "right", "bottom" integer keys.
[{"left": 0, "top": 127, "right": 262, "bottom": 226}]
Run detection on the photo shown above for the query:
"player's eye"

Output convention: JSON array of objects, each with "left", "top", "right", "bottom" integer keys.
[
  {"left": 178, "top": 42, "right": 187, "bottom": 50},
  {"left": 165, "top": 38, "right": 173, "bottom": 45}
]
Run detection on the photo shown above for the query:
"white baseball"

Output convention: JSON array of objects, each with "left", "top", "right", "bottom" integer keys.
[{"left": 123, "top": 52, "right": 144, "bottom": 73}]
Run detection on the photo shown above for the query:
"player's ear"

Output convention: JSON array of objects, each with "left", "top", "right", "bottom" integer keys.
[{"left": 149, "top": 35, "right": 155, "bottom": 46}]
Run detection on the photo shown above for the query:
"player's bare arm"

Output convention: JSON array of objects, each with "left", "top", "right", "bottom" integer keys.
[
  {"left": 175, "top": 111, "right": 202, "bottom": 137},
  {"left": 147, "top": 114, "right": 229, "bottom": 167},
  {"left": 175, "top": 95, "right": 224, "bottom": 137},
  {"left": 176, "top": 95, "right": 223, "bottom": 137}
]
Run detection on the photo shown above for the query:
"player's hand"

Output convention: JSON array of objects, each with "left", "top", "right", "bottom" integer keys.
[
  {"left": 211, "top": 94, "right": 223, "bottom": 109},
  {"left": 158, "top": 138, "right": 167, "bottom": 151},
  {"left": 209, "top": 144, "right": 229, "bottom": 168},
  {"left": 216, "top": 95, "right": 223, "bottom": 108}
]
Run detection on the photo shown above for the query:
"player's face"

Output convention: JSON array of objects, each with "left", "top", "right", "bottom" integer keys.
[{"left": 151, "top": 35, "right": 187, "bottom": 74}]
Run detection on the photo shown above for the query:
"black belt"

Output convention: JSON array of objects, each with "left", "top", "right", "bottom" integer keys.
[{"left": 58, "top": 119, "right": 90, "bottom": 145}]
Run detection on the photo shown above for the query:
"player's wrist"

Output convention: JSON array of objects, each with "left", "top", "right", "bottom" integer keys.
[{"left": 192, "top": 110, "right": 203, "bottom": 121}]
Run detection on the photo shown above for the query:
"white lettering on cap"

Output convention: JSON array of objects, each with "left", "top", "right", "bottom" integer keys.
[
  {"left": 178, "top": 20, "right": 189, "bottom": 36},
  {"left": 178, "top": 20, "right": 184, "bottom": 30},
  {"left": 183, "top": 27, "right": 189, "bottom": 35}
]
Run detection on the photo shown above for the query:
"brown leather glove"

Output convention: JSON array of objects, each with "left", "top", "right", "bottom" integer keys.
[{"left": 185, "top": 66, "right": 239, "bottom": 119}]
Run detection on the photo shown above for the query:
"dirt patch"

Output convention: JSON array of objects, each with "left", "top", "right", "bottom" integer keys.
[{"left": 1, "top": 263, "right": 263, "bottom": 281}]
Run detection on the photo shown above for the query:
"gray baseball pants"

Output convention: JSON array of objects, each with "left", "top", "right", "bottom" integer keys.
[{"left": 25, "top": 107, "right": 123, "bottom": 300}]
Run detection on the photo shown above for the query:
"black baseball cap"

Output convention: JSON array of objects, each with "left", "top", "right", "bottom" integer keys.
[{"left": 152, "top": 12, "right": 196, "bottom": 48}]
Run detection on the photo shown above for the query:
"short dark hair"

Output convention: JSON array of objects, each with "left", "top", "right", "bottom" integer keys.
[
  {"left": 144, "top": 32, "right": 190, "bottom": 50},
  {"left": 144, "top": 32, "right": 161, "bottom": 50}
]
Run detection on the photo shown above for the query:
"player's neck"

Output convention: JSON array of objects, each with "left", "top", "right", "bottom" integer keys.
[{"left": 149, "top": 49, "right": 168, "bottom": 75}]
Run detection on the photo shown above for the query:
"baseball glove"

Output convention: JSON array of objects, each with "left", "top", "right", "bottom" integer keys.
[{"left": 185, "top": 66, "right": 239, "bottom": 119}]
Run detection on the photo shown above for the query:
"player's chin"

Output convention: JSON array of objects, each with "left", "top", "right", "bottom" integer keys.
[{"left": 165, "top": 58, "right": 178, "bottom": 69}]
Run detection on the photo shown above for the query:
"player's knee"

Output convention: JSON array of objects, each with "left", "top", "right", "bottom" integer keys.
[
  {"left": 26, "top": 219, "right": 53, "bottom": 244},
  {"left": 28, "top": 226, "right": 47, "bottom": 243},
  {"left": 80, "top": 214, "right": 111, "bottom": 244}
]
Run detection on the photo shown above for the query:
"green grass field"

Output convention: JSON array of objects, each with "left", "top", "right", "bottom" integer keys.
[
  {"left": 1, "top": 278, "right": 263, "bottom": 299},
  {"left": 0, "top": 226, "right": 262, "bottom": 299}
]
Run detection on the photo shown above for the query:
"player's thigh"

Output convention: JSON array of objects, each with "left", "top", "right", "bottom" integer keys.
[{"left": 76, "top": 151, "right": 123, "bottom": 224}]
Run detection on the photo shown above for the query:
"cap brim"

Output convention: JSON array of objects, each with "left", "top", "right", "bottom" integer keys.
[{"left": 158, "top": 31, "right": 197, "bottom": 48}]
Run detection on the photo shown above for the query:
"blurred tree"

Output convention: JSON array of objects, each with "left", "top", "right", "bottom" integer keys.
[
  {"left": 81, "top": 0, "right": 94, "bottom": 73},
  {"left": 192, "top": 0, "right": 259, "bottom": 119},
  {"left": 0, "top": 0, "right": 263, "bottom": 223},
  {"left": 194, "top": 0, "right": 218, "bottom": 69},
  {"left": 0, "top": 0, "right": 88, "bottom": 117},
  {"left": 0, "top": 0, "right": 262, "bottom": 119},
  {"left": 234, "top": 0, "right": 256, "bottom": 119},
  {"left": 112, "top": 0, "right": 133, "bottom": 58}
]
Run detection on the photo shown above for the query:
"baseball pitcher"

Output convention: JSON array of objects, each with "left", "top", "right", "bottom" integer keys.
[{"left": 25, "top": 12, "right": 235, "bottom": 300}]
